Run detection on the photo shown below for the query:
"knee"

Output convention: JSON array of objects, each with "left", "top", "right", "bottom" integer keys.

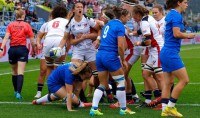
[{"left": 182, "top": 79, "right": 189, "bottom": 86}]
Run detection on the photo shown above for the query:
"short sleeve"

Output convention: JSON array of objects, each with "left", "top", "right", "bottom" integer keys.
[
  {"left": 6, "top": 24, "right": 11, "bottom": 33},
  {"left": 140, "top": 21, "right": 151, "bottom": 35},
  {"left": 65, "top": 22, "right": 71, "bottom": 33},
  {"left": 117, "top": 24, "right": 125, "bottom": 37},
  {"left": 26, "top": 24, "right": 34, "bottom": 37},
  {"left": 39, "top": 23, "right": 47, "bottom": 33},
  {"left": 65, "top": 73, "right": 73, "bottom": 85},
  {"left": 172, "top": 13, "right": 182, "bottom": 28},
  {"left": 88, "top": 17, "right": 96, "bottom": 28}
]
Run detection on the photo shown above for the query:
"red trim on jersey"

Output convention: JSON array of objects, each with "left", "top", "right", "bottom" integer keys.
[
  {"left": 150, "top": 31, "right": 161, "bottom": 67},
  {"left": 7, "top": 21, "right": 34, "bottom": 46},
  {"left": 145, "top": 47, "right": 149, "bottom": 55},
  {"left": 150, "top": 31, "right": 159, "bottom": 47},
  {"left": 125, "top": 35, "right": 134, "bottom": 49},
  {"left": 125, "top": 35, "right": 134, "bottom": 61}
]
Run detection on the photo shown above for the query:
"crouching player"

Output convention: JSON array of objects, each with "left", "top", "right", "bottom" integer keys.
[{"left": 32, "top": 61, "right": 92, "bottom": 111}]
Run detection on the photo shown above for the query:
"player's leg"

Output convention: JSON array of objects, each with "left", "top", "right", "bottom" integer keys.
[{"left": 35, "top": 58, "right": 47, "bottom": 98}]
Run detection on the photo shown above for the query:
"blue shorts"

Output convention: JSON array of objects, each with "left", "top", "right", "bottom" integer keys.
[
  {"left": 96, "top": 52, "right": 121, "bottom": 72},
  {"left": 47, "top": 76, "right": 63, "bottom": 93},
  {"left": 160, "top": 49, "right": 184, "bottom": 72},
  {"left": 8, "top": 46, "right": 29, "bottom": 64}
]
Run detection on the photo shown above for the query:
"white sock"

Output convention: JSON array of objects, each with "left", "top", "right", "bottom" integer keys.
[
  {"left": 78, "top": 101, "right": 84, "bottom": 107},
  {"left": 168, "top": 100, "right": 175, "bottom": 107},
  {"left": 92, "top": 89, "right": 103, "bottom": 108},
  {"left": 132, "top": 94, "right": 139, "bottom": 98},
  {"left": 145, "top": 99, "right": 151, "bottom": 104},
  {"left": 36, "top": 94, "right": 49, "bottom": 103},
  {"left": 116, "top": 90, "right": 126, "bottom": 109},
  {"left": 162, "top": 103, "right": 167, "bottom": 111}
]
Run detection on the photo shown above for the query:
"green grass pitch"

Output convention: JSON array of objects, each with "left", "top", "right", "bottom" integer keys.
[{"left": 0, "top": 44, "right": 200, "bottom": 118}]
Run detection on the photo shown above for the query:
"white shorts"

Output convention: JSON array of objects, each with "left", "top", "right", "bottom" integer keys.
[
  {"left": 72, "top": 48, "right": 97, "bottom": 62},
  {"left": 125, "top": 46, "right": 141, "bottom": 65},
  {"left": 43, "top": 36, "right": 66, "bottom": 57},
  {"left": 140, "top": 46, "right": 149, "bottom": 55},
  {"left": 144, "top": 46, "right": 162, "bottom": 69}
]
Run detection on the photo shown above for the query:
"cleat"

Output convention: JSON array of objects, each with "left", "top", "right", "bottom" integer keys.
[
  {"left": 165, "top": 106, "right": 183, "bottom": 117},
  {"left": 119, "top": 108, "right": 136, "bottom": 115},
  {"left": 34, "top": 91, "right": 42, "bottom": 98},
  {"left": 107, "top": 94, "right": 115, "bottom": 103},
  {"left": 89, "top": 108, "right": 103, "bottom": 116},
  {"left": 14, "top": 91, "right": 17, "bottom": 97},
  {"left": 153, "top": 104, "right": 162, "bottom": 110},
  {"left": 109, "top": 102, "right": 120, "bottom": 108},
  {"left": 133, "top": 97, "right": 140, "bottom": 103},
  {"left": 136, "top": 102, "right": 148, "bottom": 108},
  {"left": 32, "top": 100, "right": 45, "bottom": 105},
  {"left": 147, "top": 96, "right": 162, "bottom": 107},
  {"left": 161, "top": 110, "right": 168, "bottom": 117},
  {"left": 16, "top": 93, "right": 23, "bottom": 100},
  {"left": 126, "top": 99, "right": 135, "bottom": 104},
  {"left": 83, "top": 102, "right": 92, "bottom": 107}
]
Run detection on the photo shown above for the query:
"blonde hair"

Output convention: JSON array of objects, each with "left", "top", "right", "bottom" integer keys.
[
  {"left": 69, "top": 61, "right": 90, "bottom": 75},
  {"left": 15, "top": 7, "right": 25, "bottom": 19}
]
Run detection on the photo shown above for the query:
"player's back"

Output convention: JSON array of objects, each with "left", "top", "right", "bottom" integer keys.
[
  {"left": 46, "top": 18, "right": 69, "bottom": 38},
  {"left": 99, "top": 19, "right": 125, "bottom": 54}
]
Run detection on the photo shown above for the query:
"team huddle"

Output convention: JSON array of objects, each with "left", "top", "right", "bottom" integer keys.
[{"left": 0, "top": 0, "right": 196, "bottom": 117}]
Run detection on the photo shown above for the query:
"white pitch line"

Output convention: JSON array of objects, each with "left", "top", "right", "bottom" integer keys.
[
  {"left": 0, "top": 102, "right": 200, "bottom": 106},
  {"left": 181, "top": 47, "right": 200, "bottom": 51},
  {"left": 0, "top": 68, "right": 39, "bottom": 76},
  {"left": 0, "top": 46, "right": 200, "bottom": 76}
]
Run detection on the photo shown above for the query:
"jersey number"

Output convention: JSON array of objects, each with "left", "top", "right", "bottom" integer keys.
[
  {"left": 52, "top": 21, "right": 60, "bottom": 28},
  {"left": 103, "top": 26, "right": 109, "bottom": 38}
]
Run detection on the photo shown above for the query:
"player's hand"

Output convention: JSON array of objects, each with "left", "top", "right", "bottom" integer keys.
[
  {"left": 187, "top": 33, "right": 196, "bottom": 39},
  {"left": 94, "top": 39, "right": 100, "bottom": 49},
  {"left": 68, "top": 109, "right": 78, "bottom": 112},
  {"left": 37, "top": 42, "right": 42, "bottom": 50},
  {"left": 122, "top": 60, "right": 128, "bottom": 71}
]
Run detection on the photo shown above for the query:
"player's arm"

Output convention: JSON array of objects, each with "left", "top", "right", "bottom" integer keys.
[
  {"left": 73, "top": 81, "right": 82, "bottom": 97},
  {"left": 0, "top": 32, "right": 10, "bottom": 58},
  {"left": 173, "top": 27, "right": 195, "bottom": 39},
  {"left": 36, "top": 31, "right": 46, "bottom": 49},
  {"left": 59, "top": 32, "right": 69, "bottom": 49},
  {"left": 65, "top": 83, "right": 74, "bottom": 111}
]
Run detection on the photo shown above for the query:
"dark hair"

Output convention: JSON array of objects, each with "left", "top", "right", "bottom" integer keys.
[
  {"left": 66, "top": 1, "right": 89, "bottom": 29},
  {"left": 104, "top": 9, "right": 115, "bottom": 20},
  {"left": 132, "top": 5, "right": 149, "bottom": 17},
  {"left": 51, "top": 6, "right": 68, "bottom": 19},
  {"left": 165, "top": 0, "right": 185, "bottom": 9},
  {"left": 112, "top": 6, "right": 129, "bottom": 19},
  {"left": 152, "top": 4, "right": 164, "bottom": 15},
  {"left": 79, "top": 64, "right": 92, "bottom": 75}
]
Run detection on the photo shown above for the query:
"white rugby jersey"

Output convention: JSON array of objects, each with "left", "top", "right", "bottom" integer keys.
[
  {"left": 140, "top": 15, "right": 164, "bottom": 48},
  {"left": 39, "top": 22, "right": 48, "bottom": 33},
  {"left": 66, "top": 16, "right": 96, "bottom": 50},
  {"left": 45, "top": 18, "right": 69, "bottom": 38},
  {"left": 157, "top": 16, "right": 165, "bottom": 38}
]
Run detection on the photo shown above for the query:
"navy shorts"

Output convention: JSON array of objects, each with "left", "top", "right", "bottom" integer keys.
[
  {"left": 8, "top": 46, "right": 29, "bottom": 64},
  {"left": 96, "top": 52, "right": 121, "bottom": 72},
  {"left": 160, "top": 49, "right": 184, "bottom": 72}
]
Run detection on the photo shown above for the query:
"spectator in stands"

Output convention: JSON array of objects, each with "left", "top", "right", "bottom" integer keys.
[
  {"left": 6, "top": 0, "right": 15, "bottom": 17},
  {"left": 25, "top": 10, "right": 38, "bottom": 22},
  {"left": 0, "top": 0, "right": 7, "bottom": 16},
  {"left": 42, "top": 0, "right": 52, "bottom": 8},
  {"left": 160, "top": 0, "right": 196, "bottom": 117},
  {"left": 0, "top": 7, "right": 36, "bottom": 100},
  {"left": 93, "top": 1, "right": 101, "bottom": 18}
]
